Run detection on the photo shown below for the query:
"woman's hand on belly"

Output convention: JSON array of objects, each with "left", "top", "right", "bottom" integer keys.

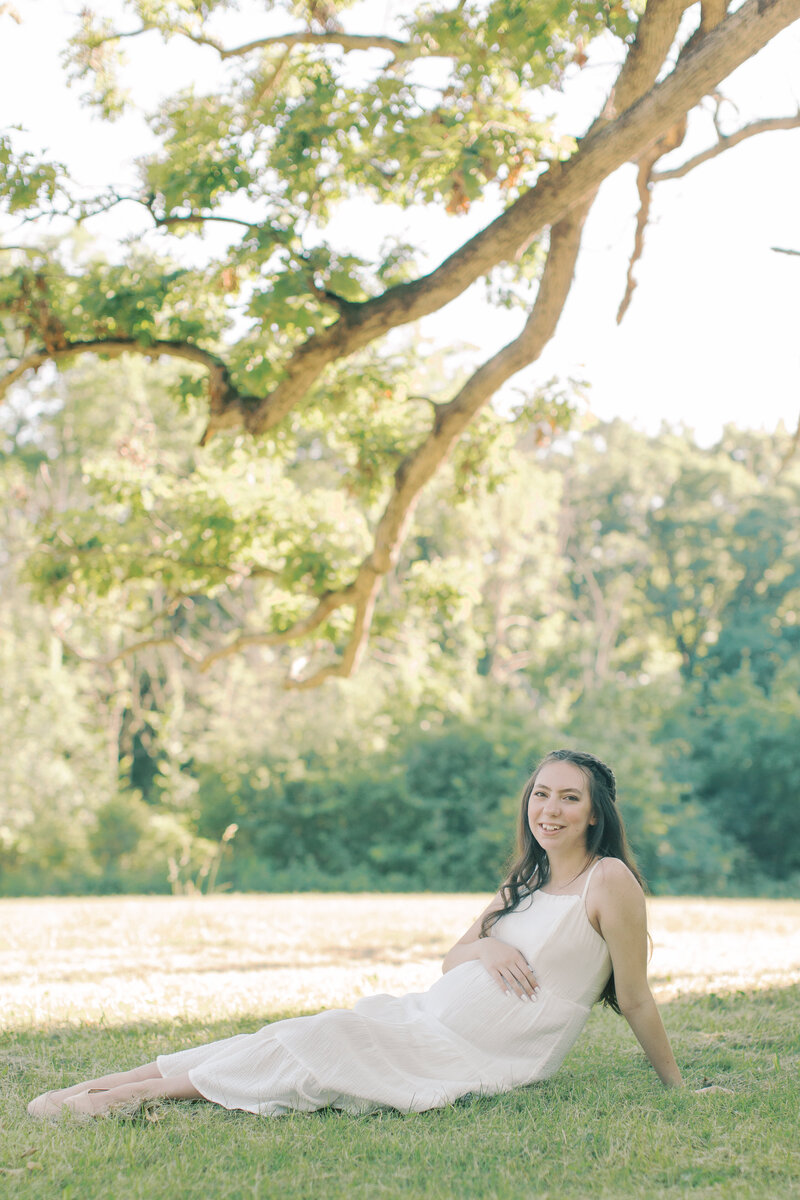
[{"left": 476, "top": 938, "right": 539, "bottom": 1001}]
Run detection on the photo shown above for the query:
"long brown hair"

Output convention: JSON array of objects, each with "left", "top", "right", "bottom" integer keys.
[{"left": 480, "top": 748, "right": 646, "bottom": 1013}]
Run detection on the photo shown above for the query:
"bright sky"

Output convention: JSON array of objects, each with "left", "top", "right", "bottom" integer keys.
[{"left": 3, "top": 0, "right": 800, "bottom": 445}]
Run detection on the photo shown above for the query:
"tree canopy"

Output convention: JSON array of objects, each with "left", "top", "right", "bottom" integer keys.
[{"left": 2, "top": 0, "right": 800, "bottom": 685}]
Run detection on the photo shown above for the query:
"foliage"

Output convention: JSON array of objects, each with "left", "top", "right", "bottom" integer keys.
[
  {"left": 193, "top": 707, "right": 541, "bottom": 892},
  {"left": 2, "top": 0, "right": 798, "bottom": 685},
  {"left": 0, "top": 616, "right": 109, "bottom": 893},
  {"left": 677, "top": 662, "right": 800, "bottom": 880},
  {"left": 0, "top": 134, "right": 67, "bottom": 213}
]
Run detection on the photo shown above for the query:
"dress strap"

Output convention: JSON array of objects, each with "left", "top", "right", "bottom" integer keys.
[{"left": 580, "top": 857, "right": 604, "bottom": 900}]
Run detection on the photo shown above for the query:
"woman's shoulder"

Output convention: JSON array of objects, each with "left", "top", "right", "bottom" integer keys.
[
  {"left": 585, "top": 858, "right": 646, "bottom": 936},
  {"left": 591, "top": 857, "right": 646, "bottom": 906}
]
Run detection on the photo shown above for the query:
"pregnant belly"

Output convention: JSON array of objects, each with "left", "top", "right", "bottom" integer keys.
[
  {"left": 421, "top": 962, "right": 541, "bottom": 1053},
  {"left": 420, "top": 961, "right": 590, "bottom": 1062}
]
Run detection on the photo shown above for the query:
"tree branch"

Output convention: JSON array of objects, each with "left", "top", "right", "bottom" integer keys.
[
  {"left": 74, "top": 191, "right": 267, "bottom": 231},
  {"left": 57, "top": 582, "right": 356, "bottom": 670},
  {"left": 90, "top": 23, "right": 410, "bottom": 61},
  {"left": 616, "top": 117, "right": 688, "bottom": 324},
  {"left": 41, "top": 0, "right": 697, "bottom": 686},
  {"left": 151, "top": 212, "right": 260, "bottom": 231},
  {"left": 25, "top": 0, "right": 800, "bottom": 686},
  {"left": 197, "top": 0, "right": 800, "bottom": 441},
  {"left": 652, "top": 113, "right": 800, "bottom": 180},
  {"left": 0, "top": 336, "right": 261, "bottom": 419},
  {"left": 285, "top": 576, "right": 382, "bottom": 689},
  {"left": 272, "top": 0, "right": 725, "bottom": 686},
  {"left": 615, "top": 0, "right": 791, "bottom": 320},
  {"left": 195, "top": 587, "right": 356, "bottom": 672},
  {"left": 56, "top": 629, "right": 204, "bottom": 668},
  {"left": 63, "top": 216, "right": 587, "bottom": 684},
  {"left": 700, "top": 0, "right": 730, "bottom": 33},
  {"left": 200, "top": 31, "right": 409, "bottom": 60},
  {"left": 603, "top": 0, "right": 693, "bottom": 114},
  {"left": 280, "top": 208, "right": 590, "bottom": 686}
]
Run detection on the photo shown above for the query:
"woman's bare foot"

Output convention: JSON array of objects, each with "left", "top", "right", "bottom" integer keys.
[
  {"left": 62, "top": 1090, "right": 114, "bottom": 1118},
  {"left": 28, "top": 1092, "right": 64, "bottom": 1119},
  {"left": 27, "top": 1086, "right": 99, "bottom": 1118},
  {"left": 31, "top": 1070, "right": 200, "bottom": 1121},
  {"left": 61, "top": 1073, "right": 201, "bottom": 1119},
  {"left": 27, "top": 1063, "right": 161, "bottom": 1118}
]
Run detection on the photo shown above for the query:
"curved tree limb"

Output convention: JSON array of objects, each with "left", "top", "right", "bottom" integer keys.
[
  {"left": 55, "top": 629, "right": 204, "bottom": 668},
  {"left": 616, "top": 117, "right": 688, "bottom": 324},
  {"left": 652, "top": 113, "right": 800, "bottom": 179},
  {"left": 64, "top": 216, "right": 587, "bottom": 684},
  {"left": 72, "top": 191, "right": 265, "bottom": 231},
  {"left": 218, "top": 0, "right": 715, "bottom": 686},
  {"left": 57, "top": 585, "right": 357, "bottom": 671},
  {"left": 196, "top": 31, "right": 410, "bottom": 59},
  {"left": 0, "top": 337, "right": 261, "bottom": 414},
  {"left": 244, "top": 210, "right": 590, "bottom": 689},
  {"left": 611, "top": 0, "right": 716, "bottom": 326},
  {"left": 151, "top": 212, "right": 260, "bottom": 231},
  {"left": 617, "top": 107, "right": 800, "bottom": 321},
  {"left": 89, "top": 22, "right": 410, "bottom": 61},
  {"left": 615, "top": 0, "right": 792, "bottom": 321}
]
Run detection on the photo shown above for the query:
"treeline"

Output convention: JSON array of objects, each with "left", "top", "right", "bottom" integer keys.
[{"left": 2, "top": 360, "right": 799, "bottom": 896}]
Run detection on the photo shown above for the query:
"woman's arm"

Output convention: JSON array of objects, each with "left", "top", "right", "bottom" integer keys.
[
  {"left": 619, "top": 996, "right": 682, "bottom": 1087},
  {"left": 442, "top": 892, "right": 539, "bottom": 1000},
  {"left": 593, "top": 859, "right": 682, "bottom": 1088},
  {"left": 441, "top": 892, "right": 503, "bottom": 973}
]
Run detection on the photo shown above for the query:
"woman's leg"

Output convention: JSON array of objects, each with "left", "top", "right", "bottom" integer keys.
[
  {"left": 28, "top": 1061, "right": 162, "bottom": 1118},
  {"left": 63, "top": 1072, "right": 204, "bottom": 1117}
]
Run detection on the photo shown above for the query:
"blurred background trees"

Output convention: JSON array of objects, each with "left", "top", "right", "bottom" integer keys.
[{"left": 2, "top": 358, "right": 798, "bottom": 896}]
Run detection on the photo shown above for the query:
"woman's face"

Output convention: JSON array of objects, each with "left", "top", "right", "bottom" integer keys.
[{"left": 527, "top": 760, "right": 596, "bottom": 854}]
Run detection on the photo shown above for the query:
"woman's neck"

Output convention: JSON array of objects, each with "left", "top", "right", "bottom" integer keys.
[{"left": 544, "top": 850, "right": 594, "bottom": 890}]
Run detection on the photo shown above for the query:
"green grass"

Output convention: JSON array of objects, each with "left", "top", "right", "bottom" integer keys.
[{"left": 2, "top": 896, "right": 799, "bottom": 1200}]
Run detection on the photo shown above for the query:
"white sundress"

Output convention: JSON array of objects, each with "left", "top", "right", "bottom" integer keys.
[{"left": 157, "top": 860, "right": 612, "bottom": 1116}]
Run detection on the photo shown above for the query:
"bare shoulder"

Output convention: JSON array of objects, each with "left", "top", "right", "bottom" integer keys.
[
  {"left": 589, "top": 858, "right": 646, "bottom": 923},
  {"left": 594, "top": 856, "right": 642, "bottom": 891}
]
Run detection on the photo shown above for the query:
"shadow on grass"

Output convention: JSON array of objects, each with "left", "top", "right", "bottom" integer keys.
[
  {"left": 2, "top": 940, "right": 449, "bottom": 988},
  {"left": 5, "top": 980, "right": 799, "bottom": 1109},
  {"left": 3, "top": 985, "right": 799, "bottom": 1200}
]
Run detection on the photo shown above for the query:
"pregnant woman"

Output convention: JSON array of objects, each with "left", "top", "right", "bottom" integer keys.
[{"left": 29, "top": 748, "right": 683, "bottom": 1119}]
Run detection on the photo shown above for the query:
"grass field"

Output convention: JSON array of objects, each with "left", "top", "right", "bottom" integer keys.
[{"left": 2, "top": 894, "right": 799, "bottom": 1200}]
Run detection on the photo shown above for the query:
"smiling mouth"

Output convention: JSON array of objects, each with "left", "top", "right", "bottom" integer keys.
[{"left": 539, "top": 823, "right": 564, "bottom": 832}]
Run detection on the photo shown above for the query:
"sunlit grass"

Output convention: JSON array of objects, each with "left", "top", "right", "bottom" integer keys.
[
  {"left": 3, "top": 894, "right": 798, "bottom": 1030},
  {"left": 2, "top": 895, "right": 799, "bottom": 1199}
]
